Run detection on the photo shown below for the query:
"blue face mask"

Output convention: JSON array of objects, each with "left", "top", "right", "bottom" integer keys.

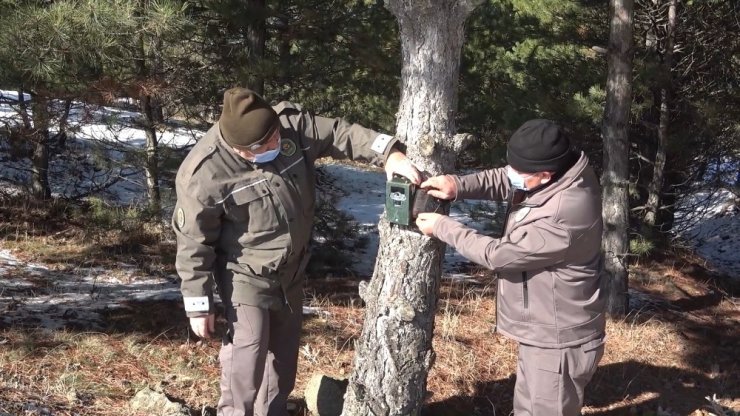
[
  {"left": 507, "top": 166, "right": 534, "bottom": 191},
  {"left": 251, "top": 138, "right": 281, "bottom": 163}
]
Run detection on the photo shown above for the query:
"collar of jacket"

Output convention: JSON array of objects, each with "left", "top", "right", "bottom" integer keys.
[
  {"left": 215, "top": 124, "right": 261, "bottom": 169},
  {"left": 518, "top": 151, "right": 589, "bottom": 208}
]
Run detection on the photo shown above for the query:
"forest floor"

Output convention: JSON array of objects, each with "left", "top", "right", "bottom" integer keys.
[{"left": 0, "top": 196, "right": 738, "bottom": 416}]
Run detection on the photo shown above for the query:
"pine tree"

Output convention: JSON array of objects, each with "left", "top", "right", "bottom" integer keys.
[{"left": 342, "top": 1, "right": 481, "bottom": 414}]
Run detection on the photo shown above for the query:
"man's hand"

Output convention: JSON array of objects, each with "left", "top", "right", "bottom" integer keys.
[
  {"left": 416, "top": 212, "right": 444, "bottom": 236},
  {"left": 385, "top": 149, "right": 421, "bottom": 185},
  {"left": 190, "top": 314, "right": 215, "bottom": 339},
  {"left": 420, "top": 175, "right": 457, "bottom": 200}
]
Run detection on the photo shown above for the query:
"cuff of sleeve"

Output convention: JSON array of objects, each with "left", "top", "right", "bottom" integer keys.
[
  {"left": 186, "top": 310, "right": 212, "bottom": 318},
  {"left": 372, "top": 134, "right": 404, "bottom": 162},
  {"left": 183, "top": 296, "right": 210, "bottom": 313},
  {"left": 451, "top": 175, "right": 463, "bottom": 202}
]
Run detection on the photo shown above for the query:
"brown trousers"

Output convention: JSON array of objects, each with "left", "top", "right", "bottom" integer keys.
[
  {"left": 217, "top": 302, "right": 302, "bottom": 416},
  {"left": 513, "top": 335, "right": 605, "bottom": 416}
]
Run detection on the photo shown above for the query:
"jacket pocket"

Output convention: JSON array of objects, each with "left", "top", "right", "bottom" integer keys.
[
  {"left": 579, "top": 335, "right": 606, "bottom": 376},
  {"left": 497, "top": 273, "right": 527, "bottom": 323},
  {"left": 227, "top": 180, "right": 280, "bottom": 233},
  {"left": 229, "top": 262, "right": 280, "bottom": 290}
]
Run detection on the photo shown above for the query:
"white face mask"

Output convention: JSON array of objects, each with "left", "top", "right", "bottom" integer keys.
[
  {"left": 507, "top": 166, "right": 535, "bottom": 191},
  {"left": 251, "top": 138, "right": 282, "bottom": 163}
]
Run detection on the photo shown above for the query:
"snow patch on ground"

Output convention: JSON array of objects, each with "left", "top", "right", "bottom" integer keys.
[
  {"left": 0, "top": 91, "right": 199, "bottom": 205},
  {"left": 0, "top": 249, "right": 181, "bottom": 330},
  {"left": 681, "top": 215, "right": 739, "bottom": 278},
  {"left": 675, "top": 188, "right": 739, "bottom": 279}
]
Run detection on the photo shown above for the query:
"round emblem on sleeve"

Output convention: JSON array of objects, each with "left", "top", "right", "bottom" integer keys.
[
  {"left": 280, "top": 139, "right": 297, "bottom": 157},
  {"left": 514, "top": 206, "right": 531, "bottom": 222},
  {"left": 176, "top": 207, "right": 186, "bottom": 229}
]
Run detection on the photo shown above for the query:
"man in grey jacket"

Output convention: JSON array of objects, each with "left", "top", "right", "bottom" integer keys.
[
  {"left": 416, "top": 119, "right": 606, "bottom": 416},
  {"left": 173, "top": 88, "right": 419, "bottom": 416}
]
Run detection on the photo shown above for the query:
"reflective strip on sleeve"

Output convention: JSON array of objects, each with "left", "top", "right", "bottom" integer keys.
[
  {"left": 183, "top": 296, "right": 210, "bottom": 312},
  {"left": 370, "top": 134, "right": 394, "bottom": 154}
]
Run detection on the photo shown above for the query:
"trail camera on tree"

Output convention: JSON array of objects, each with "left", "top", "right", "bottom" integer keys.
[{"left": 385, "top": 174, "right": 450, "bottom": 226}]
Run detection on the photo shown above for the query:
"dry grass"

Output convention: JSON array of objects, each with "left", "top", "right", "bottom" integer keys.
[
  {"left": 1, "top": 197, "right": 738, "bottom": 416},
  {"left": 3, "top": 275, "right": 736, "bottom": 416},
  {"left": 0, "top": 324, "right": 221, "bottom": 415}
]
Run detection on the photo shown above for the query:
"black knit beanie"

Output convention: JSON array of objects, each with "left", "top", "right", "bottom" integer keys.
[
  {"left": 219, "top": 88, "right": 279, "bottom": 150},
  {"left": 506, "top": 119, "right": 575, "bottom": 174}
]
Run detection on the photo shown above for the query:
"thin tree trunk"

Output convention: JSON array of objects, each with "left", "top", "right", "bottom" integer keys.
[
  {"left": 342, "top": 1, "right": 480, "bottom": 415},
  {"left": 644, "top": 0, "right": 676, "bottom": 228},
  {"left": 136, "top": 32, "right": 161, "bottom": 214},
  {"left": 17, "top": 89, "right": 32, "bottom": 130},
  {"left": 151, "top": 38, "right": 165, "bottom": 124},
  {"left": 601, "top": 0, "right": 634, "bottom": 317},
  {"left": 141, "top": 94, "right": 161, "bottom": 213},
  {"left": 52, "top": 99, "right": 72, "bottom": 153},
  {"left": 29, "top": 94, "right": 51, "bottom": 200},
  {"left": 245, "top": 0, "right": 266, "bottom": 94}
]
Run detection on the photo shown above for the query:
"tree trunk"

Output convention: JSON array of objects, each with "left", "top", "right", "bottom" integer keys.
[
  {"left": 245, "top": 0, "right": 266, "bottom": 94},
  {"left": 51, "top": 99, "right": 72, "bottom": 153},
  {"left": 151, "top": 37, "right": 165, "bottom": 124},
  {"left": 29, "top": 94, "right": 51, "bottom": 200},
  {"left": 601, "top": 0, "right": 634, "bottom": 317},
  {"left": 342, "top": 1, "right": 480, "bottom": 415},
  {"left": 140, "top": 94, "right": 161, "bottom": 213},
  {"left": 137, "top": 32, "right": 161, "bottom": 214},
  {"left": 643, "top": 0, "right": 676, "bottom": 228}
]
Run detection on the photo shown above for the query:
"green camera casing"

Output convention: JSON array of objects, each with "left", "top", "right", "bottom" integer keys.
[
  {"left": 386, "top": 176, "right": 414, "bottom": 226},
  {"left": 385, "top": 175, "right": 450, "bottom": 226}
]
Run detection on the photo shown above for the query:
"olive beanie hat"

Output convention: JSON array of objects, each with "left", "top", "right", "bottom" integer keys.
[{"left": 219, "top": 88, "right": 279, "bottom": 150}]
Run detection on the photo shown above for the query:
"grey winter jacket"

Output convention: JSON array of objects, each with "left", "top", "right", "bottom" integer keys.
[{"left": 432, "top": 152, "right": 606, "bottom": 348}]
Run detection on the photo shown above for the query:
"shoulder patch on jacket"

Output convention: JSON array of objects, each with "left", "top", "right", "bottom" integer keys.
[
  {"left": 273, "top": 101, "right": 303, "bottom": 115},
  {"left": 280, "top": 138, "right": 297, "bottom": 157}
]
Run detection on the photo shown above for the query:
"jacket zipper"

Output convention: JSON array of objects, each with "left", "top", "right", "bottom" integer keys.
[
  {"left": 500, "top": 193, "right": 515, "bottom": 238},
  {"left": 282, "top": 134, "right": 310, "bottom": 317}
]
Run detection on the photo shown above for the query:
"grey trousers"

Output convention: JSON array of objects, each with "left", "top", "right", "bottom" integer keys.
[
  {"left": 217, "top": 303, "right": 302, "bottom": 416},
  {"left": 513, "top": 335, "right": 605, "bottom": 416}
]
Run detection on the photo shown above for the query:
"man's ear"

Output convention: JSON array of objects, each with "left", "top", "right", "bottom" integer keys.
[{"left": 539, "top": 171, "right": 554, "bottom": 184}]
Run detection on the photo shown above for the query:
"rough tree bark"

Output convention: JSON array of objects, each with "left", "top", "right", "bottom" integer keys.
[
  {"left": 644, "top": 0, "right": 676, "bottom": 228},
  {"left": 341, "top": 1, "right": 479, "bottom": 415},
  {"left": 601, "top": 0, "right": 634, "bottom": 316}
]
